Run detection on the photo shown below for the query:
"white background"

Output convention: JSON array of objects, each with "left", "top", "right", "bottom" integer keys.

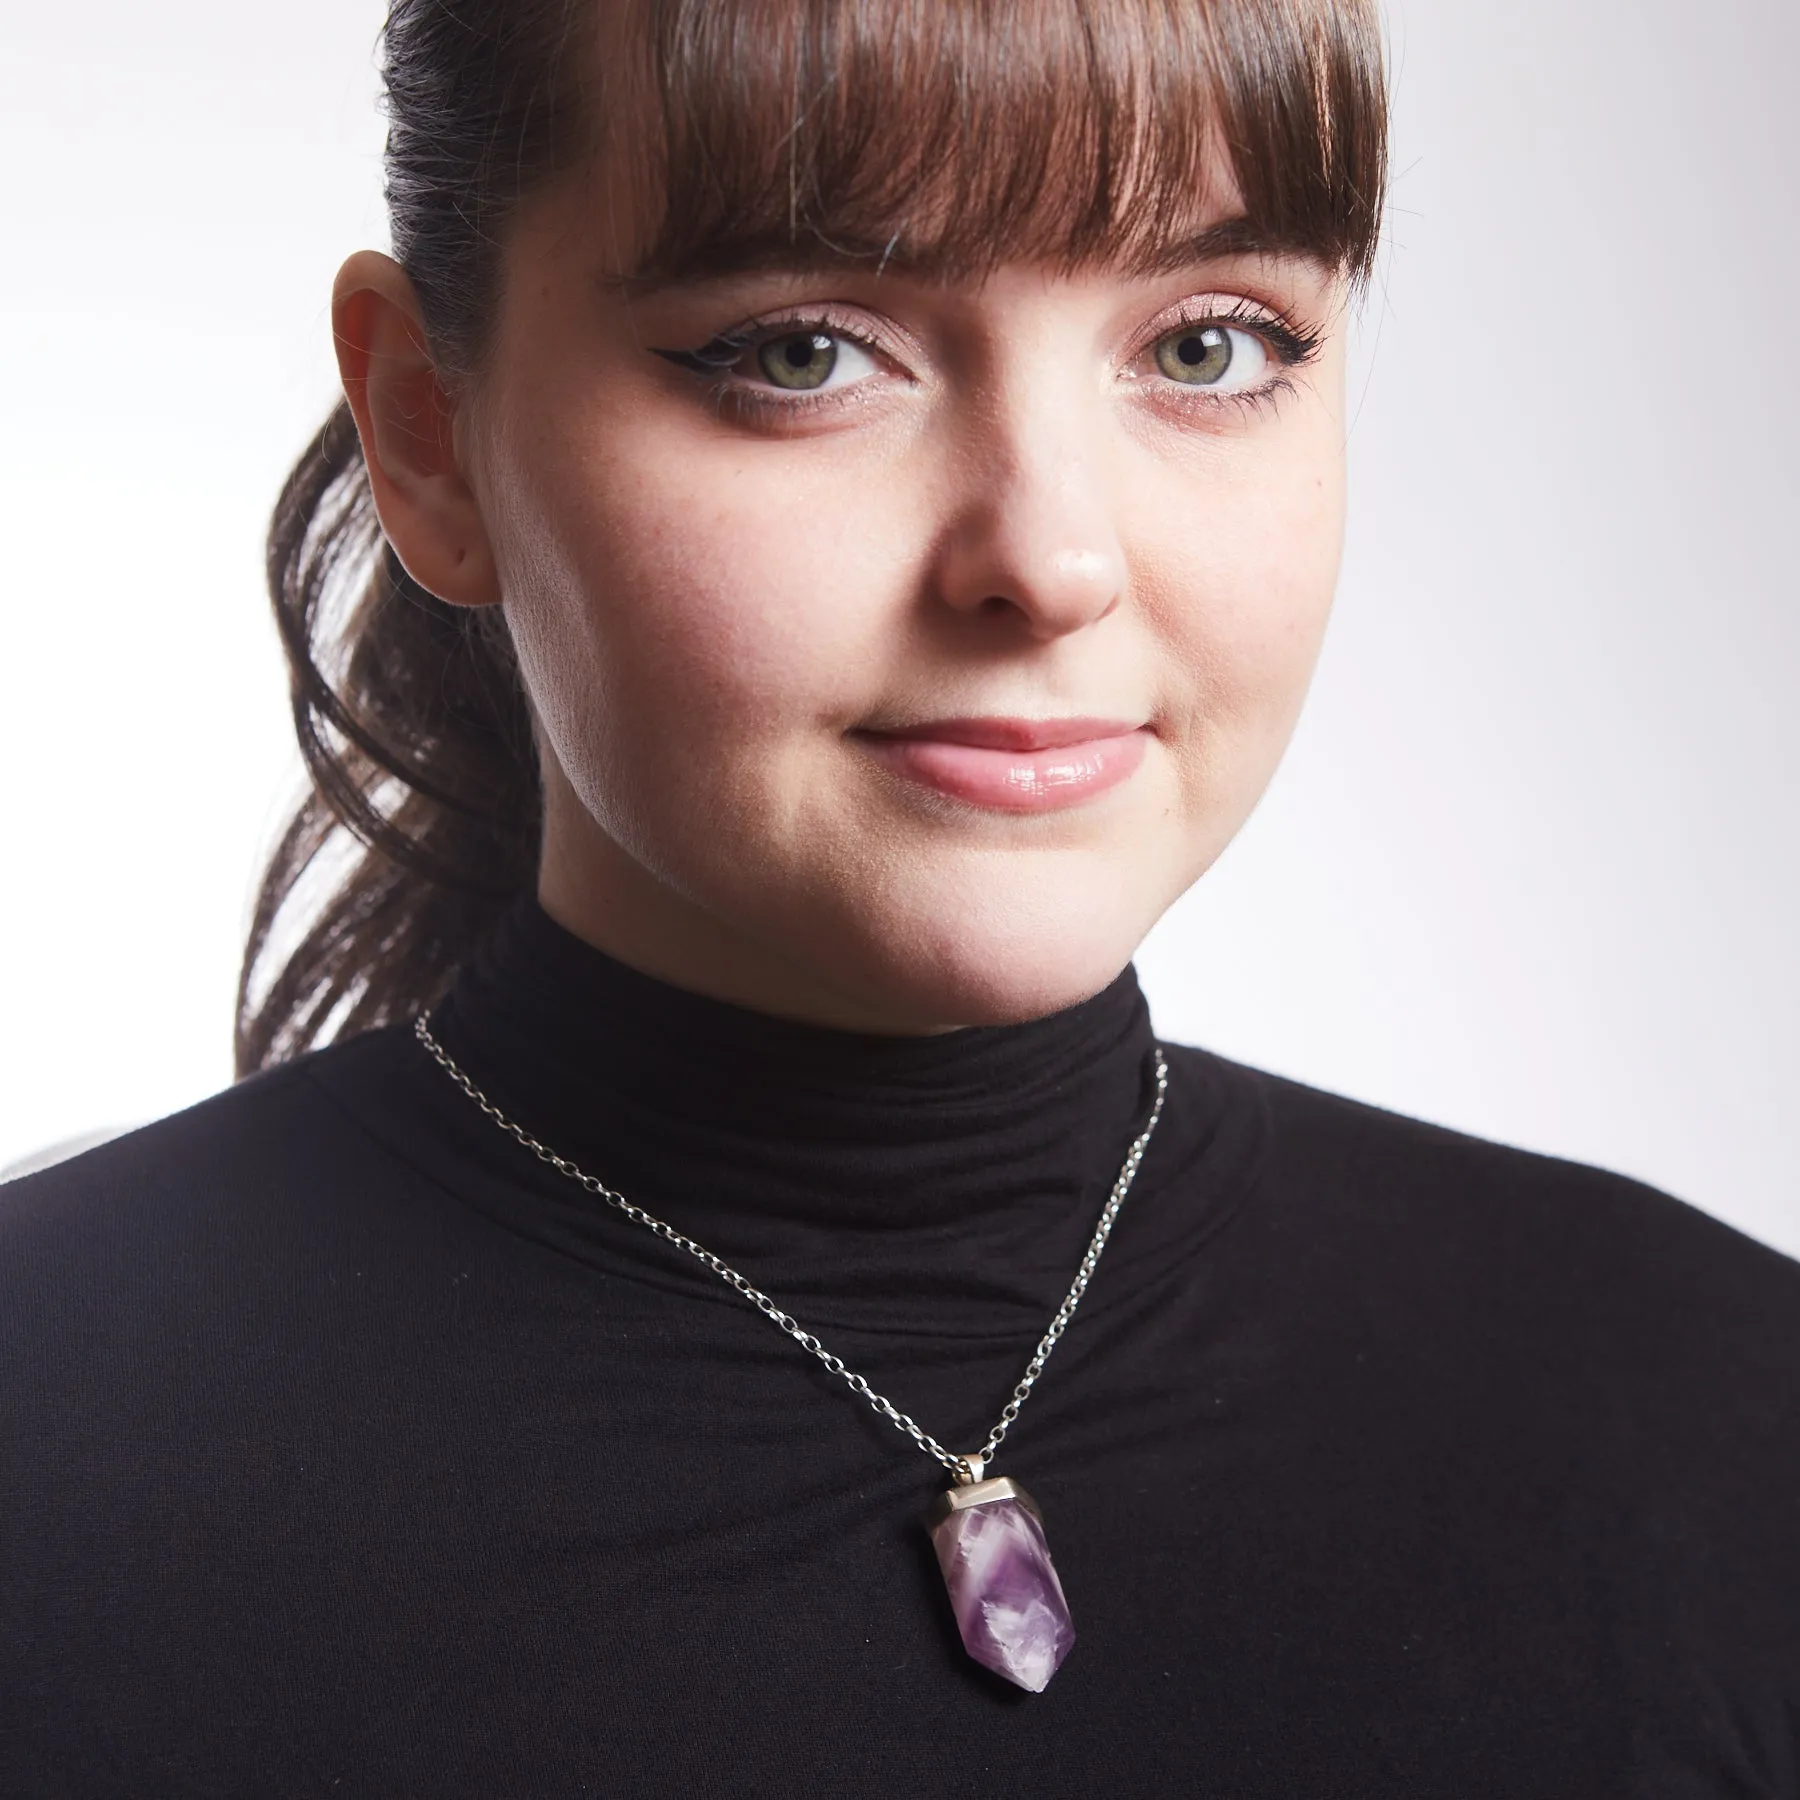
[{"left": 3, "top": 1, "right": 1795, "bottom": 1256}]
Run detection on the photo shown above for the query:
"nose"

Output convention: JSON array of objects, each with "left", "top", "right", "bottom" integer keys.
[{"left": 928, "top": 430, "right": 1128, "bottom": 641}]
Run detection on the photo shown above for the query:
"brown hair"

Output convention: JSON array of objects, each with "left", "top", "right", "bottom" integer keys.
[{"left": 237, "top": 0, "right": 1389, "bottom": 1075}]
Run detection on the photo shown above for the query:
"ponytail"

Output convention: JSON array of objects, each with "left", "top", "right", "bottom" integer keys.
[
  {"left": 234, "top": 0, "right": 589, "bottom": 1075},
  {"left": 234, "top": 401, "right": 539, "bottom": 1075}
]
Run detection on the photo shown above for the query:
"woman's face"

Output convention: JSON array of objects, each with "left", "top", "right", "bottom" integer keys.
[{"left": 446, "top": 176, "right": 1349, "bottom": 1032}]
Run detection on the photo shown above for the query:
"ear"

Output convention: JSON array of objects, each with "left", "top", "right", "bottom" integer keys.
[{"left": 331, "top": 250, "right": 501, "bottom": 608}]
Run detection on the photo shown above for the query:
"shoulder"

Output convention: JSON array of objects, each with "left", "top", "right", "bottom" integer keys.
[
  {"left": 0, "top": 1025, "right": 512, "bottom": 1510},
  {"left": 1168, "top": 1042, "right": 1800, "bottom": 1411},
  {"left": 1162, "top": 1049, "right": 1800, "bottom": 1704},
  {"left": 3, "top": 1026, "right": 417, "bottom": 1208},
  {"left": 0, "top": 1028, "right": 428, "bottom": 1325}
]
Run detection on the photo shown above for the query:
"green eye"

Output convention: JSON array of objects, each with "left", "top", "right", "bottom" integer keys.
[
  {"left": 1155, "top": 325, "right": 1235, "bottom": 385},
  {"left": 758, "top": 332, "right": 838, "bottom": 391}
]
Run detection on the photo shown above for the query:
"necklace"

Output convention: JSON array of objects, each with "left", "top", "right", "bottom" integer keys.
[{"left": 413, "top": 1011, "right": 1170, "bottom": 1693}]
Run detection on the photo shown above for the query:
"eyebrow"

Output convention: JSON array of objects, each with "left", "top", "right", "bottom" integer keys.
[
  {"left": 1127, "top": 217, "right": 1336, "bottom": 276},
  {"left": 604, "top": 216, "right": 1334, "bottom": 301}
]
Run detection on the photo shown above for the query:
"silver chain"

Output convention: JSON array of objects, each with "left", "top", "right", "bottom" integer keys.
[{"left": 413, "top": 1012, "right": 1169, "bottom": 1480}]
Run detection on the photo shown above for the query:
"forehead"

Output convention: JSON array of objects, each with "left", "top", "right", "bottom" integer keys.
[{"left": 579, "top": 0, "right": 1383, "bottom": 290}]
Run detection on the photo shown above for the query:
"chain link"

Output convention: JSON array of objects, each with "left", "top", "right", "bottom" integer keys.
[{"left": 414, "top": 1013, "right": 1169, "bottom": 1479}]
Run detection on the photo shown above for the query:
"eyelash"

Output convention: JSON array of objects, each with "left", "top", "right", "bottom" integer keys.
[
  {"left": 1146, "top": 297, "right": 1324, "bottom": 419},
  {"left": 655, "top": 297, "right": 1323, "bottom": 424},
  {"left": 652, "top": 307, "right": 892, "bottom": 422}
]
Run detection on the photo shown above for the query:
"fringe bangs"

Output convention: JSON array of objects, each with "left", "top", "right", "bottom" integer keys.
[{"left": 630, "top": 0, "right": 1386, "bottom": 286}]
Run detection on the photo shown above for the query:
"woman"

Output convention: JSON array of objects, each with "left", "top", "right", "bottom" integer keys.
[{"left": 4, "top": 0, "right": 1796, "bottom": 1793}]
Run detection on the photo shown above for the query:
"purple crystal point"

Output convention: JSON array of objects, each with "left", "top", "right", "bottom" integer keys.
[{"left": 927, "top": 1477, "right": 1075, "bottom": 1692}]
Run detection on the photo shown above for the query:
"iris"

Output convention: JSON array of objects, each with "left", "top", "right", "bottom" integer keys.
[{"left": 759, "top": 332, "right": 838, "bottom": 390}]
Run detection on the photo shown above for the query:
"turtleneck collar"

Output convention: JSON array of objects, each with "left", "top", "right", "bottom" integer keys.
[{"left": 418, "top": 901, "right": 1256, "bottom": 1336}]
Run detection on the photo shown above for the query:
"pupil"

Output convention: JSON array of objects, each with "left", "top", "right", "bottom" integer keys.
[
  {"left": 1179, "top": 334, "right": 1209, "bottom": 365},
  {"left": 784, "top": 337, "right": 816, "bottom": 369}
]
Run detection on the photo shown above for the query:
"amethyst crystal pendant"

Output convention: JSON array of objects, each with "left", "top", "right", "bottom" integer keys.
[{"left": 926, "top": 1474, "right": 1075, "bottom": 1692}]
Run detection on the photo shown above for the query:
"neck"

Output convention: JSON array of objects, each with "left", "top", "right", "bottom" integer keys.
[{"left": 414, "top": 898, "right": 1248, "bottom": 1340}]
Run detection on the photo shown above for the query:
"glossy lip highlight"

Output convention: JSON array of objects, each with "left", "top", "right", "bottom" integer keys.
[{"left": 853, "top": 717, "right": 1150, "bottom": 813}]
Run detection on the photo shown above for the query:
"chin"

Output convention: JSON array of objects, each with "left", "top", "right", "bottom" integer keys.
[
  {"left": 798, "top": 863, "right": 1170, "bottom": 1032},
  {"left": 912, "top": 961, "right": 1135, "bottom": 1030}
]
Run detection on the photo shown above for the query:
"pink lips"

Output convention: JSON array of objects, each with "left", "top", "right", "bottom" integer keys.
[{"left": 855, "top": 716, "right": 1149, "bottom": 812}]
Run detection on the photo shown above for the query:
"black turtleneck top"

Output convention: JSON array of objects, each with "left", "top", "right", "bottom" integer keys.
[{"left": 4, "top": 904, "right": 1798, "bottom": 1798}]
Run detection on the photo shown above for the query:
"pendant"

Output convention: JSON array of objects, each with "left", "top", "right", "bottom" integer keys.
[{"left": 925, "top": 1460, "right": 1076, "bottom": 1692}]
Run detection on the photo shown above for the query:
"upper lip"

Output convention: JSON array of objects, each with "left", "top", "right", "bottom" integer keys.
[{"left": 856, "top": 716, "right": 1145, "bottom": 752}]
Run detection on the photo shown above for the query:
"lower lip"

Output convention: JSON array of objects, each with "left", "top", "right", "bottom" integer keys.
[{"left": 856, "top": 729, "right": 1149, "bottom": 813}]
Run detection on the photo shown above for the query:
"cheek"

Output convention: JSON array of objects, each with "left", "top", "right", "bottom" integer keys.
[
  {"left": 1157, "top": 436, "right": 1341, "bottom": 693},
  {"left": 486, "top": 407, "right": 919, "bottom": 828},
  {"left": 1134, "top": 420, "right": 1345, "bottom": 814}
]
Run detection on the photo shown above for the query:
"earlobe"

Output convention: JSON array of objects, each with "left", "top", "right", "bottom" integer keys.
[{"left": 331, "top": 250, "right": 501, "bottom": 608}]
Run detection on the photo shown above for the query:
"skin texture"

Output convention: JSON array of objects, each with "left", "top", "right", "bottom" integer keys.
[{"left": 333, "top": 176, "right": 1349, "bottom": 1035}]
